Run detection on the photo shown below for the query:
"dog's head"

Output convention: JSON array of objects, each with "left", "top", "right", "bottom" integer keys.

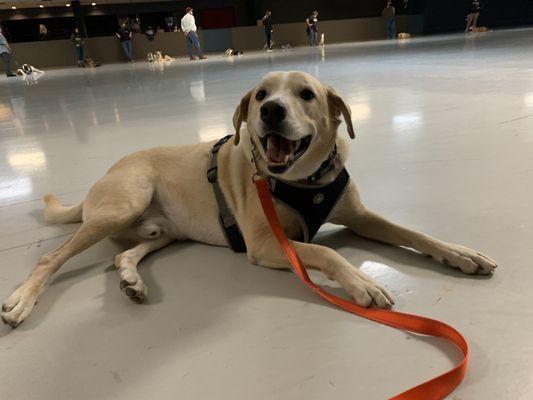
[{"left": 233, "top": 71, "right": 354, "bottom": 180}]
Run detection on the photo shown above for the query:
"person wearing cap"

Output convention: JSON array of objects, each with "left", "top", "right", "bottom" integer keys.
[
  {"left": 181, "top": 7, "right": 206, "bottom": 61},
  {"left": 0, "top": 28, "right": 16, "bottom": 77}
]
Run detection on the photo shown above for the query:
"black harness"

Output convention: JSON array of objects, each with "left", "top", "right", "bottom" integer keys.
[{"left": 208, "top": 135, "right": 350, "bottom": 252}]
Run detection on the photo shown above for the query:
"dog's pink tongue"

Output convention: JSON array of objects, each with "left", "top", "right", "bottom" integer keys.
[{"left": 266, "top": 135, "right": 292, "bottom": 163}]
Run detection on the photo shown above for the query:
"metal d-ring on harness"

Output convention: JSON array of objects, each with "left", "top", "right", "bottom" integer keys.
[{"left": 207, "top": 134, "right": 351, "bottom": 252}]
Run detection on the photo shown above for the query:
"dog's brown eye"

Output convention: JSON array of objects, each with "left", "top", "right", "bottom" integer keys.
[
  {"left": 255, "top": 90, "right": 267, "bottom": 101},
  {"left": 300, "top": 89, "right": 315, "bottom": 101}
]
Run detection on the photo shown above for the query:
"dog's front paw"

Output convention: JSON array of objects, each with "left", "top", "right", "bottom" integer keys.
[
  {"left": 119, "top": 278, "right": 147, "bottom": 303},
  {"left": 339, "top": 272, "right": 394, "bottom": 309},
  {"left": 434, "top": 244, "right": 497, "bottom": 275},
  {"left": 1, "top": 288, "right": 37, "bottom": 329}
]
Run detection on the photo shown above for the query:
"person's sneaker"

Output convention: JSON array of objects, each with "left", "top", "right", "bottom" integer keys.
[
  {"left": 6, "top": 73, "right": 16, "bottom": 77},
  {"left": 199, "top": 56, "right": 207, "bottom": 60},
  {"left": 190, "top": 56, "right": 196, "bottom": 61}
]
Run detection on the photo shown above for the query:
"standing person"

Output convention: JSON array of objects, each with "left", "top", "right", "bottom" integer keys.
[
  {"left": 382, "top": 0, "right": 396, "bottom": 39},
  {"left": 306, "top": 11, "right": 319, "bottom": 46},
  {"left": 70, "top": 27, "right": 85, "bottom": 67},
  {"left": 0, "top": 28, "right": 16, "bottom": 77},
  {"left": 116, "top": 22, "right": 133, "bottom": 62},
  {"left": 465, "top": 0, "right": 481, "bottom": 32},
  {"left": 263, "top": 10, "right": 273, "bottom": 51},
  {"left": 181, "top": 7, "right": 207, "bottom": 61}
]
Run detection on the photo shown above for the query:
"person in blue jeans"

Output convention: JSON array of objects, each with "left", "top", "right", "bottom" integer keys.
[
  {"left": 382, "top": 0, "right": 397, "bottom": 39},
  {"left": 70, "top": 28, "right": 85, "bottom": 67},
  {"left": 116, "top": 23, "right": 133, "bottom": 62},
  {"left": 306, "top": 11, "right": 319, "bottom": 46},
  {"left": 181, "top": 7, "right": 207, "bottom": 61}
]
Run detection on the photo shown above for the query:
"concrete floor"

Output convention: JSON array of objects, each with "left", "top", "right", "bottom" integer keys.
[{"left": 1, "top": 29, "right": 532, "bottom": 399}]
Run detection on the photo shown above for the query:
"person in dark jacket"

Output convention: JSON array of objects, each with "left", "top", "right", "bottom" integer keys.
[
  {"left": 382, "top": 0, "right": 396, "bottom": 39},
  {"left": 263, "top": 10, "right": 273, "bottom": 51},
  {"left": 70, "top": 27, "right": 85, "bottom": 67},
  {"left": 306, "top": 11, "right": 319, "bottom": 46},
  {"left": 116, "top": 22, "right": 133, "bottom": 62}
]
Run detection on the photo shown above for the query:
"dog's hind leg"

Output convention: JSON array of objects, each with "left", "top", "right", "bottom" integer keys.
[
  {"left": 1, "top": 175, "right": 154, "bottom": 328},
  {"left": 114, "top": 236, "right": 173, "bottom": 302}
]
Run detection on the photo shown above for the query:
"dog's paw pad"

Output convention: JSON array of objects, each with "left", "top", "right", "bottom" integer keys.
[
  {"left": 1, "top": 294, "right": 35, "bottom": 329},
  {"left": 119, "top": 279, "right": 147, "bottom": 303}
]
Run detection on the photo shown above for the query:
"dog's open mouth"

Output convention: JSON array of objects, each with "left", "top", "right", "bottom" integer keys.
[{"left": 260, "top": 133, "right": 312, "bottom": 174}]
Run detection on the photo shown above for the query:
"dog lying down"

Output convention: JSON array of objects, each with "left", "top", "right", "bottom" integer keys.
[
  {"left": 1, "top": 71, "right": 497, "bottom": 328},
  {"left": 225, "top": 48, "right": 244, "bottom": 56}
]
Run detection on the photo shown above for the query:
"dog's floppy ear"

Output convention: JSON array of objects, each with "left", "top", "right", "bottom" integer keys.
[
  {"left": 327, "top": 87, "right": 355, "bottom": 139},
  {"left": 233, "top": 89, "right": 253, "bottom": 145}
]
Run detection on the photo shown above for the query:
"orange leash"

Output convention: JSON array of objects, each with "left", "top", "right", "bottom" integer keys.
[{"left": 255, "top": 178, "right": 468, "bottom": 400}]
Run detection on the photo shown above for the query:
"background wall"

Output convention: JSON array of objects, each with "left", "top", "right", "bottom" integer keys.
[
  {"left": 1, "top": 15, "right": 422, "bottom": 71},
  {"left": 0, "top": 0, "right": 422, "bottom": 38}
]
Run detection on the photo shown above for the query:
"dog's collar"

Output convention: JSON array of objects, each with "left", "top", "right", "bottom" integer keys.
[
  {"left": 304, "top": 145, "right": 339, "bottom": 184},
  {"left": 249, "top": 136, "right": 340, "bottom": 185}
]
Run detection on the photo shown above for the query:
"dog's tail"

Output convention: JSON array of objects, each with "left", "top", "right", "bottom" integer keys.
[{"left": 44, "top": 194, "right": 83, "bottom": 224}]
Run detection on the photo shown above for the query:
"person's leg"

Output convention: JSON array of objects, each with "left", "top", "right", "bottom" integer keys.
[
  {"left": 121, "top": 40, "right": 128, "bottom": 60},
  {"left": 465, "top": 14, "right": 473, "bottom": 32},
  {"left": 472, "top": 12, "right": 479, "bottom": 29},
  {"left": 191, "top": 32, "right": 203, "bottom": 57},
  {"left": 127, "top": 40, "right": 133, "bottom": 61},
  {"left": 266, "top": 30, "right": 272, "bottom": 49},
  {"left": 1, "top": 52, "right": 8, "bottom": 74},
  {"left": 122, "top": 40, "right": 132, "bottom": 60},
  {"left": 391, "top": 20, "right": 396, "bottom": 39},
  {"left": 186, "top": 34, "right": 194, "bottom": 58},
  {"left": 1, "top": 52, "right": 14, "bottom": 76},
  {"left": 76, "top": 47, "right": 82, "bottom": 65}
]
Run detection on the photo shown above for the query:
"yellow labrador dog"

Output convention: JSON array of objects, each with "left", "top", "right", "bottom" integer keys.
[{"left": 1, "top": 71, "right": 497, "bottom": 328}]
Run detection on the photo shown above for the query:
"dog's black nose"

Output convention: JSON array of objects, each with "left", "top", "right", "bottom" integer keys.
[{"left": 260, "top": 101, "right": 286, "bottom": 126}]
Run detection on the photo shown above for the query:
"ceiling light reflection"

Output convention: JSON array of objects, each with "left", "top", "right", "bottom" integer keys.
[{"left": 7, "top": 147, "right": 48, "bottom": 174}]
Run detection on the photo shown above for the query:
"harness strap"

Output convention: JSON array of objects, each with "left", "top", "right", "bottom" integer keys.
[
  {"left": 255, "top": 177, "right": 469, "bottom": 400},
  {"left": 208, "top": 135, "right": 247, "bottom": 253}
]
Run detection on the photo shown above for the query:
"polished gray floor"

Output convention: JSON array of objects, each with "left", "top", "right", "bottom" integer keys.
[{"left": 1, "top": 29, "right": 532, "bottom": 399}]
